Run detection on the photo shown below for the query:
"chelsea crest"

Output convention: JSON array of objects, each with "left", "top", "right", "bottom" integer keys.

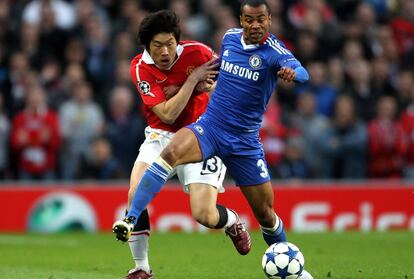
[{"left": 249, "top": 54, "right": 261, "bottom": 69}]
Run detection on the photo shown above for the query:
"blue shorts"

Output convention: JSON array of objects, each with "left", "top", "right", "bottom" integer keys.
[{"left": 188, "top": 117, "right": 270, "bottom": 186}]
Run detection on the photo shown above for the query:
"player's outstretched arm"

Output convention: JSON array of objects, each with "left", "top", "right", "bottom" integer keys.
[
  {"left": 152, "top": 60, "right": 219, "bottom": 124},
  {"left": 277, "top": 66, "right": 309, "bottom": 83}
]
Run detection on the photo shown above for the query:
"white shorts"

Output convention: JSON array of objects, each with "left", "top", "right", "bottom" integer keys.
[{"left": 135, "top": 127, "right": 226, "bottom": 193}]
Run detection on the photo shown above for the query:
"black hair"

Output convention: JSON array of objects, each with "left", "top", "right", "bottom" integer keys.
[
  {"left": 137, "top": 10, "right": 181, "bottom": 50},
  {"left": 240, "top": 0, "right": 270, "bottom": 15}
]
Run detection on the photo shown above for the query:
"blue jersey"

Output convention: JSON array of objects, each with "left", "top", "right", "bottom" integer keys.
[{"left": 205, "top": 28, "right": 304, "bottom": 133}]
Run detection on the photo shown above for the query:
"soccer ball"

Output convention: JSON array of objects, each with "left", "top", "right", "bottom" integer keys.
[{"left": 262, "top": 242, "right": 305, "bottom": 279}]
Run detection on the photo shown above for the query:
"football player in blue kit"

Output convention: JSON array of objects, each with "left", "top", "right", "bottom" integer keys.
[{"left": 114, "top": 0, "right": 312, "bottom": 277}]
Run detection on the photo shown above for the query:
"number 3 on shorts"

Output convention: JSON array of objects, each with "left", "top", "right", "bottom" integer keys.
[{"left": 257, "top": 159, "right": 269, "bottom": 178}]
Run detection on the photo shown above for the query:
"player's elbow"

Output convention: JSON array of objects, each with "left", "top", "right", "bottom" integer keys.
[{"left": 159, "top": 113, "right": 177, "bottom": 125}]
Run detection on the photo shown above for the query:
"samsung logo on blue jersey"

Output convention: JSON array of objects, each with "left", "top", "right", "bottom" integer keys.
[{"left": 220, "top": 59, "right": 260, "bottom": 81}]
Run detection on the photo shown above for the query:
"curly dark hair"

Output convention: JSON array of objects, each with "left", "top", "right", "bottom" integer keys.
[{"left": 137, "top": 10, "right": 181, "bottom": 50}]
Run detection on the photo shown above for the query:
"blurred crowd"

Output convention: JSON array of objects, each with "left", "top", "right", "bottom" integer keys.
[{"left": 1, "top": 0, "right": 414, "bottom": 181}]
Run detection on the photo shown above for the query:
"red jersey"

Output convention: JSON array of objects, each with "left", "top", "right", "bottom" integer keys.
[
  {"left": 367, "top": 120, "right": 405, "bottom": 178},
  {"left": 399, "top": 106, "right": 414, "bottom": 165},
  {"left": 130, "top": 41, "right": 215, "bottom": 132},
  {"left": 10, "top": 108, "right": 61, "bottom": 174}
]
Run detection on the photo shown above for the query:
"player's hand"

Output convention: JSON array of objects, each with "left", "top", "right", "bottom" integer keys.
[
  {"left": 277, "top": 67, "right": 296, "bottom": 82},
  {"left": 190, "top": 59, "right": 219, "bottom": 83},
  {"left": 163, "top": 85, "right": 180, "bottom": 100},
  {"left": 195, "top": 79, "right": 215, "bottom": 92}
]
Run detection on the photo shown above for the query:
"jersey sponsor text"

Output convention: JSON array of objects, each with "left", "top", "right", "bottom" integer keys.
[{"left": 220, "top": 59, "right": 260, "bottom": 81}]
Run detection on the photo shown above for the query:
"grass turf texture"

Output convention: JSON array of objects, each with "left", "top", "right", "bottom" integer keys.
[{"left": 0, "top": 231, "right": 412, "bottom": 279}]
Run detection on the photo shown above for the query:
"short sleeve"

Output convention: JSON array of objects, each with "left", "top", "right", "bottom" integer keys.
[{"left": 130, "top": 60, "right": 166, "bottom": 108}]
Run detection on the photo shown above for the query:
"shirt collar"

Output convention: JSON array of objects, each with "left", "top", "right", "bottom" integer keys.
[{"left": 240, "top": 33, "right": 270, "bottom": 50}]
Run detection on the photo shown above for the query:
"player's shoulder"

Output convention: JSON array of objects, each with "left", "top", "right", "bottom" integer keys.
[
  {"left": 223, "top": 28, "right": 243, "bottom": 37},
  {"left": 130, "top": 53, "right": 143, "bottom": 64},
  {"left": 263, "top": 34, "right": 292, "bottom": 55},
  {"left": 129, "top": 53, "right": 146, "bottom": 70},
  {"left": 222, "top": 28, "right": 243, "bottom": 45},
  {"left": 180, "top": 40, "right": 213, "bottom": 53}
]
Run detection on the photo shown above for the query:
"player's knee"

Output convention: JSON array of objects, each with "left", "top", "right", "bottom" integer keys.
[
  {"left": 192, "top": 207, "right": 216, "bottom": 228},
  {"left": 161, "top": 143, "right": 181, "bottom": 166}
]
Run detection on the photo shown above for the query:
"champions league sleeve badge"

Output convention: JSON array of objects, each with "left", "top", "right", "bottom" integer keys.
[
  {"left": 138, "top": 81, "right": 155, "bottom": 97},
  {"left": 249, "top": 54, "right": 262, "bottom": 69}
]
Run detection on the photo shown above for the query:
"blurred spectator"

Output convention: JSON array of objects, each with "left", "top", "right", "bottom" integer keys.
[
  {"left": 395, "top": 69, "right": 414, "bottom": 110},
  {"left": 105, "top": 85, "right": 145, "bottom": 174},
  {"left": 64, "top": 38, "right": 87, "bottom": 65},
  {"left": 16, "top": 22, "right": 41, "bottom": 68},
  {"left": 114, "top": 31, "right": 135, "bottom": 60},
  {"left": 0, "top": 93, "right": 9, "bottom": 178},
  {"left": 326, "top": 56, "right": 346, "bottom": 92},
  {"left": 287, "top": 0, "right": 340, "bottom": 51},
  {"left": 82, "top": 14, "right": 115, "bottom": 94},
  {"left": 319, "top": 95, "right": 368, "bottom": 179},
  {"left": 7, "top": 52, "right": 32, "bottom": 115},
  {"left": 79, "top": 136, "right": 126, "bottom": 180},
  {"left": 169, "top": 0, "right": 210, "bottom": 42},
  {"left": 370, "top": 55, "right": 395, "bottom": 97},
  {"left": 34, "top": 0, "right": 68, "bottom": 65},
  {"left": 59, "top": 81, "right": 104, "bottom": 180},
  {"left": 60, "top": 62, "right": 86, "bottom": 102},
  {"left": 276, "top": 135, "right": 309, "bottom": 180},
  {"left": 341, "top": 39, "right": 365, "bottom": 75},
  {"left": 290, "top": 92, "right": 329, "bottom": 177},
  {"left": 10, "top": 86, "right": 61, "bottom": 180},
  {"left": 389, "top": 0, "right": 414, "bottom": 57},
  {"left": 399, "top": 84, "right": 414, "bottom": 179},
  {"left": 288, "top": 0, "right": 336, "bottom": 30},
  {"left": 39, "top": 58, "right": 65, "bottom": 110},
  {"left": 344, "top": 59, "right": 377, "bottom": 121},
  {"left": 294, "top": 29, "right": 322, "bottom": 65},
  {"left": 368, "top": 96, "right": 405, "bottom": 178},
  {"left": 296, "top": 61, "right": 337, "bottom": 117},
  {"left": 22, "top": 0, "right": 76, "bottom": 31}
]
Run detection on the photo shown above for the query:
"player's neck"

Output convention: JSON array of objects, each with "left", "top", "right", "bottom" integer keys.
[{"left": 242, "top": 33, "right": 269, "bottom": 45}]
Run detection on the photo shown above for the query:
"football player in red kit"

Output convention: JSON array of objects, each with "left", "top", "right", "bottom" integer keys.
[{"left": 114, "top": 10, "right": 250, "bottom": 279}]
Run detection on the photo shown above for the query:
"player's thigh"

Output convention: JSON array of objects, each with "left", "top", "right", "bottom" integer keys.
[{"left": 162, "top": 128, "right": 203, "bottom": 166}]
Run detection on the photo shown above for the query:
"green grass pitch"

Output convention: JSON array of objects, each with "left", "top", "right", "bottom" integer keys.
[{"left": 0, "top": 231, "right": 413, "bottom": 278}]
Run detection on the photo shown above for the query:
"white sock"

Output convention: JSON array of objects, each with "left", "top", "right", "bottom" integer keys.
[
  {"left": 128, "top": 231, "right": 150, "bottom": 273},
  {"left": 261, "top": 213, "right": 280, "bottom": 233},
  {"left": 224, "top": 209, "right": 238, "bottom": 228}
]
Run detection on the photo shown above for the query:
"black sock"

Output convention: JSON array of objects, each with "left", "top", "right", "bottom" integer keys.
[
  {"left": 214, "top": 204, "right": 228, "bottom": 229},
  {"left": 134, "top": 208, "right": 150, "bottom": 232}
]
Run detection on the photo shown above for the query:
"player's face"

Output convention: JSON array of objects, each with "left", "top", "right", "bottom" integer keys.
[
  {"left": 149, "top": 33, "right": 178, "bottom": 70},
  {"left": 240, "top": 4, "right": 271, "bottom": 44}
]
